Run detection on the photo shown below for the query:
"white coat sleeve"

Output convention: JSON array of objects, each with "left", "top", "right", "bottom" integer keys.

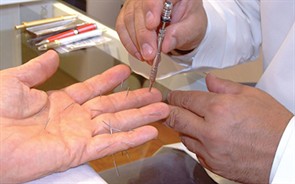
[
  {"left": 270, "top": 116, "right": 295, "bottom": 183},
  {"left": 172, "top": 0, "right": 262, "bottom": 72}
]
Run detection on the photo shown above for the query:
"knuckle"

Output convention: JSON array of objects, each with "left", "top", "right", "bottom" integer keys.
[
  {"left": 165, "top": 107, "right": 181, "bottom": 129},
  {"left": 208, "top": 103, "right": 224, "bottom": 116},
  {"left": 136, "top": 26, "right": 148, "bottom": 37},
  {"left": 123, "top": 10, "right": 134, "bottom": 25},
  {"left": 204, "top": 129, "right": 220, "bottom": 143},
  {"left": 134, "top": 0, "right": 142, "bottom": 10},
  {"left": 208, "top": 95, "right": 232, "bottom": 116},
  {"left": 166, "top": 107, "right": 192, "bottom": 133},
  {"left": 122, "top": 3, "right": 136, "bottom": 25},
  {"left": 178, "top": 93, "right": 193, "bottom": 109}
]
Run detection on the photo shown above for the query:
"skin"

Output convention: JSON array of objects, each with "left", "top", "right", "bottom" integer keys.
[
  {"left": 0, "top": 50, "right": 170, "bottom": 183},
  {"left": 116, "top": 0, "right": 207, "bottom": 64},
  {"left": 117, "top": 0, "right": 294, "bottom": 183},
  {"left": 165, "top": 73, "right": 293, "bottom": 183}
]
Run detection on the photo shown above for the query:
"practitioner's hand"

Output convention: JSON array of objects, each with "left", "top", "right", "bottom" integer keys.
[
  {"left": 116, "top": 0, "right": 207, "bottom": 64},
  {"left": 165, "top": 74, "right": 293, "bottom": 183}
]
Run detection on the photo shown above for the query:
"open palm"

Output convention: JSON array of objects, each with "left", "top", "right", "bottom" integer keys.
[{"left": 0, "top": 50, "right": 169, "bottom": 183}]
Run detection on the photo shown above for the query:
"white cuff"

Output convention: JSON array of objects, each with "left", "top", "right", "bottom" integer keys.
[
  {"left": 270, "top": 116, "right": 295, "bottom": 183},
  {"left": 174, "top": 0, "right": 261, "bottom": 72}
]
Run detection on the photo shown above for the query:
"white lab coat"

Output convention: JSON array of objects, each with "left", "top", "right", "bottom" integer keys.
[{"left": 174, "top": 0, "right": 295, "bottom": 183}]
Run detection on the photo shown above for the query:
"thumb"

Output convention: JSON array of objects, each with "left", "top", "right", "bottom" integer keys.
[
  {"left": 15, "top": 50, "right": 59, "bottom": 87},
  {"left": 206, "top": 73, "right": 243, "bottom": 94}
]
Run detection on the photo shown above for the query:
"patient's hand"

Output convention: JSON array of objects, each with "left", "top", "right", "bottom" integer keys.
[{"left": 0, "top": 50, "right": 169, "bottom": 183}]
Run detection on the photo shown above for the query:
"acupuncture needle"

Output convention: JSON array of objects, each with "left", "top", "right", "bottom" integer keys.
[{"left": 148, "top": 1, "right": 173, "bottom": 92}]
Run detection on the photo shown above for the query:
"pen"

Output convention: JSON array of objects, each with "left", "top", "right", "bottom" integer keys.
[
  {"left": 149, "top": 1, "right": 173, "bottom": 91},
  {"left": 37, "top": 29, "right": 102, "bottom": 51},
  {"left": 36, "top": 23, "right": 97, "bottom": 46},
  {"left": 15, "top": 14, "right": 78, "bottom": 30}
]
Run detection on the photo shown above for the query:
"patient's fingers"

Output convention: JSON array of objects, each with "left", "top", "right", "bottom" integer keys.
[
  {"left": 92, "top": 102, "right": 170, "bottom": 135},
  {"left": 83, "top": 88, "right": 162, "bottom": 117},
  {"left": 63, "top": 64, "right": 131, "bottom": 104},
  {"left": 85, "top": 125, "right": 158, "bottom": 162},
  {"left": 12, "top": 50, "right": 59, "bottom": 88}
]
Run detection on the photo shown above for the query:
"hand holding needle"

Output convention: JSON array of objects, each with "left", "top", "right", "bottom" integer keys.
[{"left": 148, "top": 1, "right": 173, "bottom": 92}]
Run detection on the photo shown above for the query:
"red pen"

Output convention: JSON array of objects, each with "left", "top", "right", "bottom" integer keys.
[{"left": 36, "top": 23, "right": 97, "bottom": 46}]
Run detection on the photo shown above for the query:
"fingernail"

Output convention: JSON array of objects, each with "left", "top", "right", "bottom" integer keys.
[
  {"left": 141, "top": 43, "right": 153, "bottom": 59},
  {"left": 145, "top": 11, "right": 154, "bottom": 26}
]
